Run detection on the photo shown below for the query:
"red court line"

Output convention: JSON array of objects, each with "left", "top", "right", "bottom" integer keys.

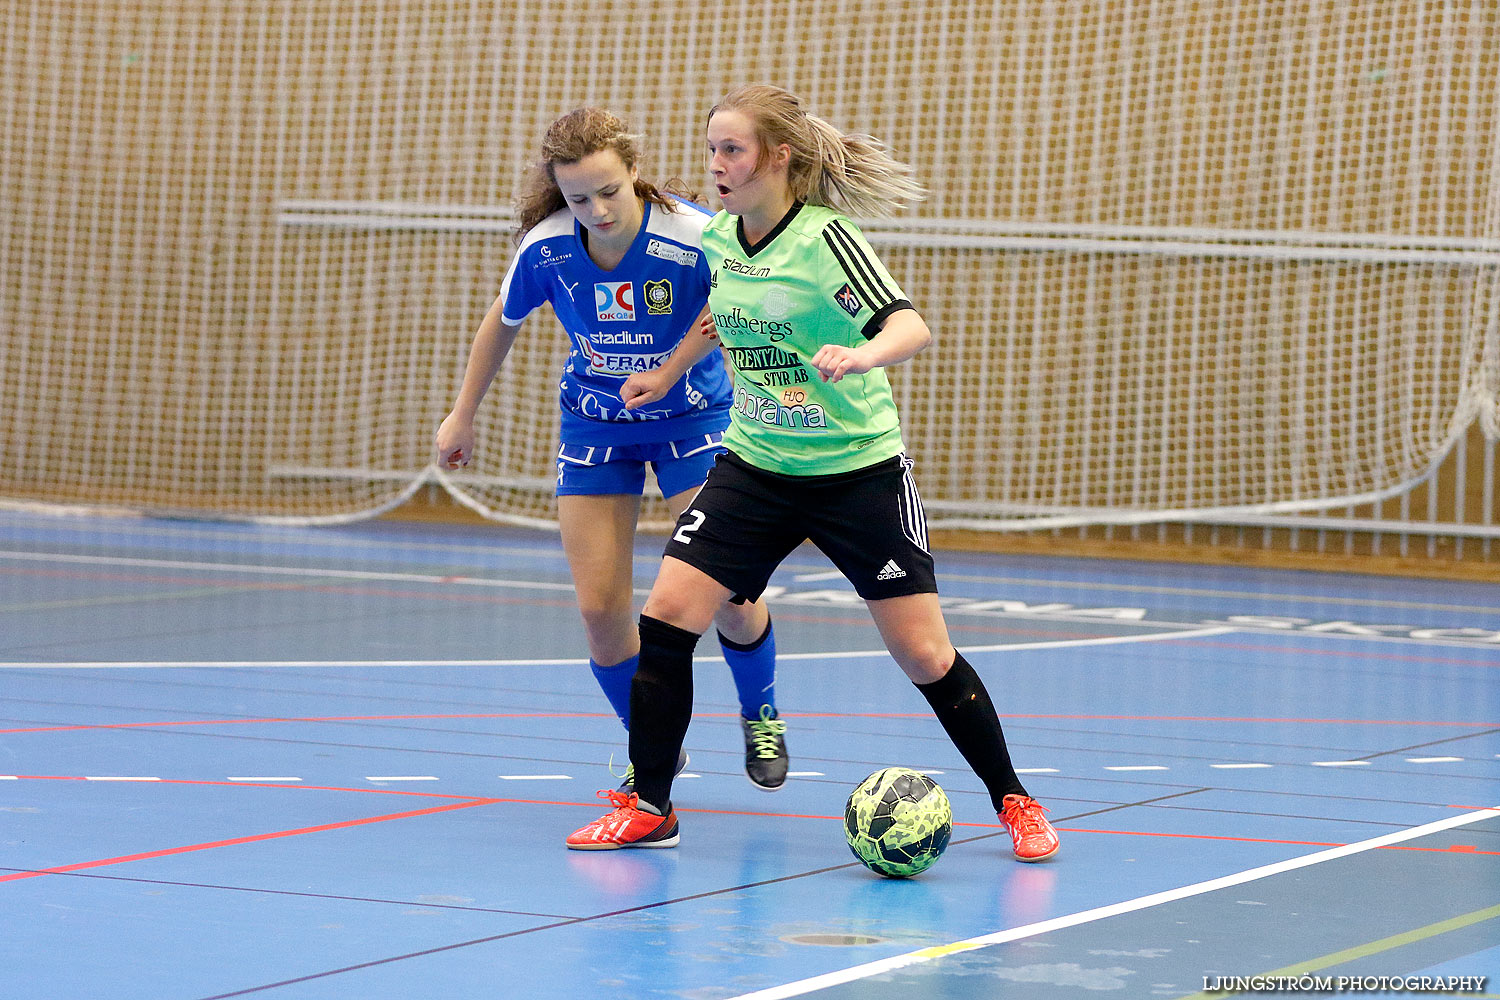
[
  {"left": 0, "top": 712, "right": 614, "bottom": 735},
  {"left": 555, "top": 797, "right": 1500, "bottom": 857},
  {"left": 6, "top": 778, "right": 1493, "bottom": 886},
  {"left": 789, "top": 713, "right": 1500, "bottom": 727},
  {"left": 662, "top": 808, "right": 1500, "bottom": 856},
  {"left": 4, "top": 711, "right": 1494, "bottom": 736},
  {"left": 0, "top": 798, "right": 501, "bottom": 883},
  {"left": 0, "top": 565, "right": 579, "bottom": 609}
]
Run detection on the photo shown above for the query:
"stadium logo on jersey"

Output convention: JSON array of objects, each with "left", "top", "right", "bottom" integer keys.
[
  {"left": 646, "top": 239, "right": 698, "bottom": 267},
  {"left": 835, "top": 283, "right": 864, "bottom": 317},
  {"left": 644, "top": 279, "right": 673, "bottom": 315},
  {"left": 595, "top": 282, "right": 635, "bottom": 322},
  {"left": 723, "top": 258, "right": 772, "bottom": 277},
  {"left": 595, "top": 330, "right": 652, "bottom": 345}
]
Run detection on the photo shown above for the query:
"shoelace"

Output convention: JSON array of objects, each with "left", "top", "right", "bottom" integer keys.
[
  {"left": 598, "top": 788, "right": 637, "bottom": 813},
  {"left": 748, "top": 705, "right": 787, "bottom": 760},
  {"left": 608, "top": 757, "right": 634, "bottom": 784},
  {"left": 609, "top": 752, "right": 684, "bottom": 784},
  {"left": 1002, "top": 796, "right": 1049, "bottom": 835}
]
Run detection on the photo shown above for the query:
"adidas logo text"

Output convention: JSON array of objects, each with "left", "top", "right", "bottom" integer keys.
[{"left": 876, "top": 559, "right": 906, "bottom": 581}]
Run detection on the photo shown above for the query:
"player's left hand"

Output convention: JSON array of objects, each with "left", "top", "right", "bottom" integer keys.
[
  {"left": 810, "top": 344, "right": 875, "bottom": 383},
  {"left": 621, "top": 368, "right": 674, "bottom": 409}
]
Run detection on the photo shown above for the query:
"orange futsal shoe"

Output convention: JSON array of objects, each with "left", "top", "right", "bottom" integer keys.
[
  {"left": 999, "top": 794, "right": 1060, "bottom": 862},
  {"left": 565, "top": 789, "right": 680, "bottom": 851}
]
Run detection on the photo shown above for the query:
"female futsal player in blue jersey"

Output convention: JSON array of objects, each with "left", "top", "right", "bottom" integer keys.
[
  {"left": 436, "top": 108, "right": 788, "bottom": 790},
  {"left": 566, "top": 87, "right": 1058, "bottom": 862}
]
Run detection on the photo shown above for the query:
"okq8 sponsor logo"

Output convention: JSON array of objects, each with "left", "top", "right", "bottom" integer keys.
[{"left": 595, "top": 281, "right": 635, "bottom": 322}]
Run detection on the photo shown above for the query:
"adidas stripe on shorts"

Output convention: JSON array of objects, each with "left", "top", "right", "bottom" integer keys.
[{"left": 661, "top": 450, "right": 937, "bottom": 603}]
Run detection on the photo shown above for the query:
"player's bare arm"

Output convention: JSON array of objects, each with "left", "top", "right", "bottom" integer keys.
[
  {"left": 809, "top": 308, "right": 930, "bottom": 383},
  {"left": 621, "top": 306, "right": 718, "bottom": 409},
  {"left": 436, "top": 300, "right": 521, "bottom": 467}
]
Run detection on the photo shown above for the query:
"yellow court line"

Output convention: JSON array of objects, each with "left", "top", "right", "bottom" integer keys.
[{"left": 1172, "top": 902, "right": 1500, "bottom": 999}]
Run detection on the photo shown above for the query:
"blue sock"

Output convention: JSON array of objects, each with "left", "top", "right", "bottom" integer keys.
[
  {"left": 718, "top": 618, "right": 777, "bottom": 720},
  {"left": 590, "top": 654, "right": 638, "bottom": 729}
]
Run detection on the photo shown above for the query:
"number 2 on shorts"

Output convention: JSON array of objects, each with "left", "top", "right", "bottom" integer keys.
[{"left": 673, "top": 508, "right": 706, "bottom": 544}]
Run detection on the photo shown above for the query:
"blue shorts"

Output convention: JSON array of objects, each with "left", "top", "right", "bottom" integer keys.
[{"left": 556, "top": 432, "right": 725, "bottom": 498}]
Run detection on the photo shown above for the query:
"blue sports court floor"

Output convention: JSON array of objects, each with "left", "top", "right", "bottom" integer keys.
[{"left": 1, "top": 508, "right": 1496, "bottom": 999}]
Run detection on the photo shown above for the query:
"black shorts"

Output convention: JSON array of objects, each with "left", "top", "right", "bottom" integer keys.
[{"left": 662, "top": 450, "right": 937, "bottom": 603}]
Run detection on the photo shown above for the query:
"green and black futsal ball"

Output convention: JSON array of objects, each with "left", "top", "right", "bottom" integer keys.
[{"left": 844, "top": 767, "right": 952, "bottom": 878}]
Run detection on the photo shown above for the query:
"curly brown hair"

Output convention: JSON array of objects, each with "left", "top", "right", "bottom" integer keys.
[{"left": 515, "top": 108, "right": 699, "bottom": 239}]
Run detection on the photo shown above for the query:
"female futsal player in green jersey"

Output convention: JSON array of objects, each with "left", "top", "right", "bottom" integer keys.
[{"left": 565, "top": 85, "right": 1059, "bottom": 863}]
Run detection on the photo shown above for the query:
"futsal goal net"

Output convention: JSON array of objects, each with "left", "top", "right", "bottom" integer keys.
[{"left": 2, "top": 1, "right": 1497, "bottom": 533}]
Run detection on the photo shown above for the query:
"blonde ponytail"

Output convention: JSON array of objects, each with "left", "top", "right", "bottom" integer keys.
[
  {"left": 709, "top": 85, "right": 926, "bottom": 218},
  {"left": 800, "top": 114, "right": 925, "bottom": 218}
]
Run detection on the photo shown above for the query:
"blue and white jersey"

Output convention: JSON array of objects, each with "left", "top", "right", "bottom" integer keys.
[{"left": 499, "top": 198, "right": 731, "bottom": 447}]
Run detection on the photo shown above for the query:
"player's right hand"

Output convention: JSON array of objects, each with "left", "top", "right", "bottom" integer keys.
[{"left": 435, "top": 411, "right": 476, "bottom": 468}]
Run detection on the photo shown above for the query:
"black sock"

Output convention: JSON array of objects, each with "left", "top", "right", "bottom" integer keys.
[
  {"left": 914, "top": 651, "right": 1027, "bottom": 811},
  {"left": 628, "top": 614, "right": 699, "bottom": 811}
]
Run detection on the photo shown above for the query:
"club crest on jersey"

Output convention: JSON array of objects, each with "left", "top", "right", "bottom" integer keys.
[
  {"left": 835, "top": 283, "right": 863, "bottom": 318},
  {"left": 760, "top": 285, "right": 794, "bottom": 321},
  {"left": 595, "top": 281, "right": 635, "bottom": 322},
  {"left": 644, "top": 279, "right": 673, "bottom": 315}
]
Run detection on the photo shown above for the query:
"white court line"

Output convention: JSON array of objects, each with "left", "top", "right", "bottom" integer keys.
[
  {"left": 0, "top": 626, "right": 1240, "bottom": 670},
  {"left": 497, "top": 774, "right": 572, "bottom": 781},
  {"left": 771, "top": 627, "right": 1236, "bottom": 661},
  {"left": 1406, "top": 756, "right": 1464, "bottom": 763},
  {"left": 725, "top": 805, "right": 1500, "bottom": 1000},
  {"left": 1104, "top": 765, "right": 1169, "bottom": 772},
  {"left": 84, "top": 776, "right": 160, "bottom": 781},
  {"left": 786, "top": 771, "right": 826, "bottom": 778},
  {"left": 7, "top": 546, "right": 1497, "bottom": 651},
  {"left": 227, "top": 777, "right": 302, "bottom": 782},
  {"left": 366, "top": 776, "right": 438, "bottom": 782},
  {"left": 5, "top": 515, "right": 1493, "bottom": 616},
  {"left": 1311, "top": 760, "right": 1370, "bottom": 767},
  {"left": 1211, "top": 763, "right": 1274, "bottom": 769}
]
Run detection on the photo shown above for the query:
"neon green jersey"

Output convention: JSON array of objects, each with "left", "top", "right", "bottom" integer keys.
[{"left": 703, "top": 203, "right": 913, "bottom": 476}]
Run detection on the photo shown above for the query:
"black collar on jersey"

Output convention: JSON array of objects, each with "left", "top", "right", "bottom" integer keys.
[{"left": 737, "top": 201, "right": 804, "bottom": 258}]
